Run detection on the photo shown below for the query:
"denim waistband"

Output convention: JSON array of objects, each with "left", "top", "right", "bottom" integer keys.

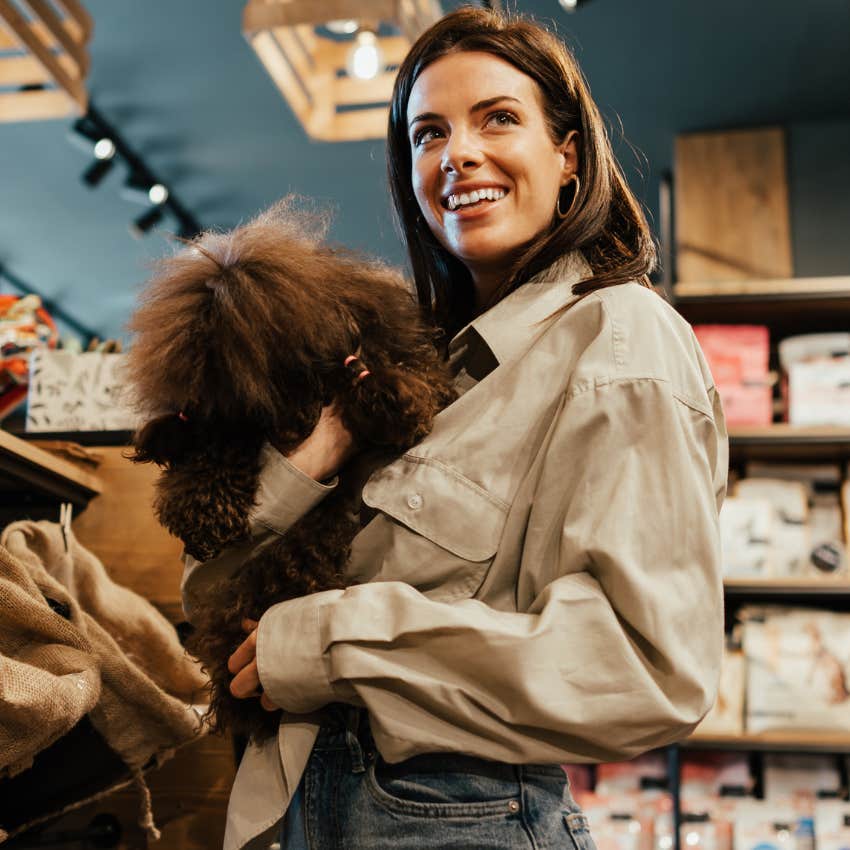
[{"left": 314, "top": 703, "right": 567, "bottom": 780}]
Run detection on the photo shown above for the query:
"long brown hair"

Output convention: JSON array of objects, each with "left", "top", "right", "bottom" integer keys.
[{"left": 387, "top": 6, "right": 657, "bottom": 337}]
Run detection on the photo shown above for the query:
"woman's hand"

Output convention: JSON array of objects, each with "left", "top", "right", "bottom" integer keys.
[
  {"left": 228, "top": 619, "right": 280, "bottom": 712},
  {"left": 280, "top": 404, "right": 356, "bottom": 482}
]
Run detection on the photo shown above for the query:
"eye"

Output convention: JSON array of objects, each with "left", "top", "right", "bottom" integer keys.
[
  {"left": 412, "top": 125, "right": 444, "bottom": 147},
  {"left": 485, "top": 110, "right": 519, "bottom": 128}
]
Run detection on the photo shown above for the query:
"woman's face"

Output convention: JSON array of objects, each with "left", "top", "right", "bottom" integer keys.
[{"left": 407, "top": 51, "right": 578, "bottom": 295}]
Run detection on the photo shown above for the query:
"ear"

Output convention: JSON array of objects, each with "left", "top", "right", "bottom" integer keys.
[{"left": 558, "top": 130, "right": 580, "bottom": 184}]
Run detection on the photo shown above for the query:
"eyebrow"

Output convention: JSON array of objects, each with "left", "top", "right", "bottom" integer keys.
[{"left": 408, "top": 95, "right": 522, "bottom": 129}]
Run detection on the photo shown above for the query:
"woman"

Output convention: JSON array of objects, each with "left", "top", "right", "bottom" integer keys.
[{"left": 198, "top": 7, "right": 728, "bottom": 849}]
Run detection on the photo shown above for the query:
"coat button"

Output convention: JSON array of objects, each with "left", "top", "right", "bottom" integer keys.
[
  {"left": 407, "top": 493, "right": 423, "bottom": 510},
  {"left": 508, "top": 800, "right": 520, "bottom": 812}
]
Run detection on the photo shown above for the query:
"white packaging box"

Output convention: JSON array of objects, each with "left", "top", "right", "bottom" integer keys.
[
  {"left": 26, "top": 350, "right": 140, "bottom": 432},
  {"left": 743, "top": 607, "right": 850, "bottom": 734},
  {"left": 788, "top": 358, "right": 850, "bottom": 427}
]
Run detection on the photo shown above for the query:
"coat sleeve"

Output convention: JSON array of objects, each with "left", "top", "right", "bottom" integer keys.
[
  {"left": 180, "top": 444, "right": 337, "bottom": 621},
  {"left": 256, "top": 377, "right": 728, "bottom": 764}
]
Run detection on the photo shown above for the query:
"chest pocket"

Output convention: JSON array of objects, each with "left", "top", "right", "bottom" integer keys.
[{"left": 352, "top": 454, "right": 509, "bottom": 603}]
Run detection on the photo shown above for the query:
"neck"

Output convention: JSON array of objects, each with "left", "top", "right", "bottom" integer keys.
[{"left": 470, "top": 268, "right": 507, "bottom": 315}]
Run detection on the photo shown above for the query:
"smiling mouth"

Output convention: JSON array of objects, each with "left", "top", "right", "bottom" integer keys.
[{"left": 443, "top": 187, "right": 508, "bottom": 211}]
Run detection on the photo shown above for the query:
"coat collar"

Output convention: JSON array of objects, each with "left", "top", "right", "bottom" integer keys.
[{"left": 447, "top": 250, "right": 592, "bottom": 368}]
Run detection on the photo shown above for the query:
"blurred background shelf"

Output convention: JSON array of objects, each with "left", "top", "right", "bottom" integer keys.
[
  {"left": 674, "top": 276, "right": 850, "bottom": 334},
  {"left": 728, "top": 425, "right": 850, "bottom": 462},
  {"left": 685, "top": 730, "right": 850, "bottom": 754}
]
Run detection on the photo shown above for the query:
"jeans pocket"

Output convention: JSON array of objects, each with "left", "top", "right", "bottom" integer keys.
[
  {"left": 365, "top": 758, "right": 520, "bottom": 818},
  {"left": 564, "top": 812, "right": 598, "bottom": 850}
]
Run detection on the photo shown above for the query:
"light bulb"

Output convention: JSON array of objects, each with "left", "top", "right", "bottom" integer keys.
[
  {"left": 93, "top": 138, "right": 116, "bottom": 160},
  {"left": 347, "top": 30, "right": 382, "bottom": 81},
  {"left": 559, "top": 0, "right": 578, "bottom": 10},
  {"left": 148, "top": 183, "right": 169, "bottom": 205}
]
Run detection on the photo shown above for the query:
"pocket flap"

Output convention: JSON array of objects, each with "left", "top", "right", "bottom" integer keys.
[{"left": 362, "top": 455, "right": 508, "bottom": 562}]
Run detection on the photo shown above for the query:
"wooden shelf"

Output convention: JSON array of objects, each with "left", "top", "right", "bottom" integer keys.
[
  {"left": 0, "top": 428, "right": 103, "bottom": 509},
  {"left": 728, "top": 424, "right": 850, "bottom": 462},
  {"left": 674, "top": 276, "right": 850, "bottom": 331},
  {"left": 674, "top": 276, "right": 850, "bottom": 299},
  {"left": 685, "top": 730, "right": 850, "bottom": 753},
  {"left": 724, "top": 577, "right": 850, "bottom": 599}
]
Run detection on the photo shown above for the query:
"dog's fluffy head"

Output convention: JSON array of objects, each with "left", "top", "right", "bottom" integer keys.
[{"left": 125, "top": 198, "right": 455, "bottom": 560}]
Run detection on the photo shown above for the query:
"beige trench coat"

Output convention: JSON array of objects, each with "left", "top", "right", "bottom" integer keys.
[{"left": 181, "top": 252, "right": 728, "bottom": 850}]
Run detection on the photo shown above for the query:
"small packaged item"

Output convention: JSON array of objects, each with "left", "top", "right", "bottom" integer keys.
[
  {"left": 718, "top": 497, "right": 773, "bottom": 577},
  {"left": 693, "top": 325, "right": 773, "bottom": 427},
  {"left": 742, "top": 607, "right": 850, "bottom": 733},
  {"left": 814, "top": 801, "right": 850, "bottom": 850},
  {"left": 733, "top": 479, "right": 809, "bottom": 577},
  {"left": 779, "top": 333, "right": 850, "bottom": 427}
]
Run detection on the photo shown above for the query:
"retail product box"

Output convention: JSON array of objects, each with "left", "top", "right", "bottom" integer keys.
[
  {"left": 742, "top": 607, "right": 850, "bottom": 734},
  {"left": 779, "top": 333, "right": 850, "bottom": 426},
  {"left": 693, "top": 325, "right": 773, "bottom": 426},
  {"left": 814, "top": 801, "right": 850, "bottom": 850},
  {"left": 787, "top": 359, "right": 850, "bottom": 427},
  {"left": 727, "top": 478, "right": 848, "bottom": 578},
  {"left": 25, "top": 350, "right": 139, "bottom": 432},
  {"left": 719, "top": 497, "right": 773, "bottom": 577},
  {"left": 762, "top": 753, "right": 842, "bottom": 810}
]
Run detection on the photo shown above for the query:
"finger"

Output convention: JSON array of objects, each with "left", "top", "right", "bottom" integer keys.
[
  {"left": 229, "top": 661, "right": 261, "bottom": 699},
  {"left": 227, "top": 630, "right": 257, "bottom": 675},
  {"left": 260, "top": 692, "right": 280, "bottom": 712},
  {"left": 242, "top": 618, "right": 259, "bottom": 633}
]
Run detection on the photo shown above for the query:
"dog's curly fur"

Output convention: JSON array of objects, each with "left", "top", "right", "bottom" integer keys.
[{"left": 125, "top": 200, "right": 456, "bottom": 741}]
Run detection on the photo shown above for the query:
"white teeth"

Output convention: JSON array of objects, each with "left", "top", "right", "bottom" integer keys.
[{"left": 446, "top": 188, "right": 506, "bottom": 210}]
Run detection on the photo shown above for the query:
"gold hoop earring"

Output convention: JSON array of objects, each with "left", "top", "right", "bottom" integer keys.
[{"left": 556, "top": 174, "right": 580, "bottom": 220}]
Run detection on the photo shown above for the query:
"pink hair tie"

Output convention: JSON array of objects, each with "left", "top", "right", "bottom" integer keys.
[
  {"left": 344, "top": 355, "right": 357, "bottom": 367},
  {"left": 357, "top": 370, "right": 371, "bottom": 381},
  {"left": 177, "top": 411, "right": 189, "bottom": 422}
]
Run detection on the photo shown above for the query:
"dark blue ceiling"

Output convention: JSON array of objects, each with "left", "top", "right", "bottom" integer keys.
[{"left": 1, "top": 0, "right": 849, "bottom": 342}]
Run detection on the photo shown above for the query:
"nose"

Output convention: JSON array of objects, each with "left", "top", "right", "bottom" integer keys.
[{"left": 440, "top": 129, "right": 483, "bottom": 175}]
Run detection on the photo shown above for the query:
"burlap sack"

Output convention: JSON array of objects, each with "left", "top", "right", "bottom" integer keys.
[
  {"left": 1, "top": 521, "right": 206, "bottom": 774},
  {"left": 0, "top": 542, "right": 101, "bottom": 778},
  {"left": 1, "top": 521, "right": 209, "bottom": 840}
]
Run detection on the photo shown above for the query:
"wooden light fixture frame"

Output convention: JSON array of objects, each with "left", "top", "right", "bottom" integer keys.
[
  {"left": 243, "top": 0, "right": 442, "bottom": 142},
  {"left": 0, "top": 0, "right": 92, "bottom": 123}
]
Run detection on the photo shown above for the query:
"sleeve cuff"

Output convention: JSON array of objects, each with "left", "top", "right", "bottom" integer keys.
[
  {"left": 256, "top": 589, "right": 347, "bottom": 713},
  {"left": 251, "top": 443, "right": 337, "bottom": 536}
]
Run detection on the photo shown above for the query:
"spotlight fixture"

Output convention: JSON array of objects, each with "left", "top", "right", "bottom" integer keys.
[
  {"left": 129, "top": 206, "right": 164, "bottom": 239},
  {"left": 66, "top": 102, "right": 201, "bottom": 239},
  {"left": 81, "top": 140, "right": 116, "bottom": 187}
]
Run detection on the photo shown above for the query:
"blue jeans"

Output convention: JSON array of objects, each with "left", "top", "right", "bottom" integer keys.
[{"left": 280, "top": 705, "right": 596, "bottom": 849}]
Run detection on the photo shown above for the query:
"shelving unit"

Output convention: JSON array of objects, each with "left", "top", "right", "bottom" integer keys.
[{"left": 668, "top": 276, "right": 850, "bottom": 844}]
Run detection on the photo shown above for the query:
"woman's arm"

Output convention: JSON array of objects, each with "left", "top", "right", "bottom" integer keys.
[
  {"left": 180, "top": 405, "right": 354, "bottom": 621},
  {"left": 251, "top": 377, "right": 728, "bottom": 764}
]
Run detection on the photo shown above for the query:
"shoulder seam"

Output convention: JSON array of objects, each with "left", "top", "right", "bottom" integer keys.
[{"left": 564, "top": 375, "right": 714, "bottom": 420}]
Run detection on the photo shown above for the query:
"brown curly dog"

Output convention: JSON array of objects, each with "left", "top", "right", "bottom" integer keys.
[{"left": 125, "top": 200, "right": 456, "bottom": 742}]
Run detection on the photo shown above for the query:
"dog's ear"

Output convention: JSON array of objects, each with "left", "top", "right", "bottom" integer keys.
[
  {"left": 131, "top": 413, "right": 195, "bottom": 467},
  {"left": 153, "top": 452, "right": 262, "bottom": 563}
]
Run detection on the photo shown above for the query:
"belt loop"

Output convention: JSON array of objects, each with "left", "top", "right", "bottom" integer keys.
[{"left": 344, "top": 706, "right": 366, "bottom": 774}]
